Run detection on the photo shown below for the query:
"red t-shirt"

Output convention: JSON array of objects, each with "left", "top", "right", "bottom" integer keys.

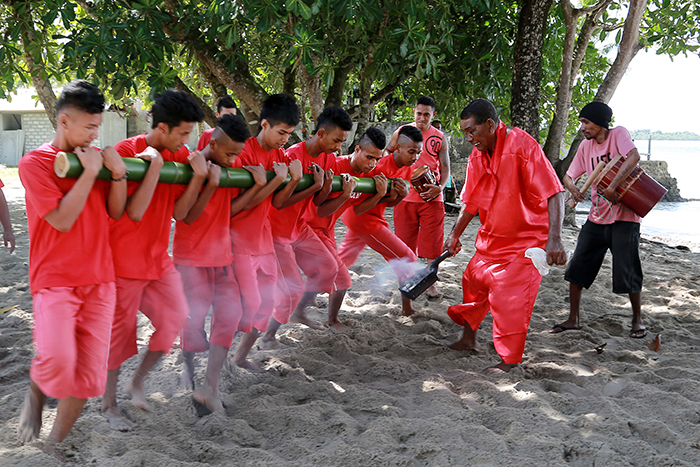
[
  {"left": 19, "top": 143, "right": 115, "bottom": 294},
  {"left": 460, "top": 122, "right": 563, "bottom": 261},
  {"left": 0, "top": 178, "right": 4, "bottom": 188},
  {"left": 173, "top": 154, "right": 240, "bottom": 267},
  {"left": 109, "top": 134, "right": 188, "bottom": 280},
  {"left": 566, "top": 126, "right": 640, "bottom": 225},
  {"left": 303, "top": 156, "right": 366, "bottom": 241},
  {"left": 402, "top": 123, "right": 445, "bottom": 203},
  {"left": 229, "top": 136, "right": 281, "bottom": 255},
  {"left": 196, "top": 128, "right": 214, "bottom": 151},
  {"left": 269, "top": 141, "right": 336, "bottom": 243},
  {"left": 342, "top": 154, "right": 411, "bottom": 235}
]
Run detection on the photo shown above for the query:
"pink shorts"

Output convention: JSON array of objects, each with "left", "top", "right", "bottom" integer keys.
[
  {"left": 312, "top": 227, "right": 352, "bottom": 291},
  {"left": 231, "top": 252, "right": 277, "bottom": 333},
  {"left": 272, "top": 225, "right": 338, "bottom": 324},
  {"left": 338, "top": 226, "right": 417, "bottom": 283},
  {"left": 109, "top": 267, "right": 189, "bottom": 370},
  {"left": 394, "top": 200, "right": 445, "bottom": 259},
  {"left": 176, "top": 264, "right": 242, "bottom": 352},
  {"left": 447, "top": 253, "right": 542, "bottom": 364},
  {"left": 30, "top": 282, "right": 116, "bottom": 399}
]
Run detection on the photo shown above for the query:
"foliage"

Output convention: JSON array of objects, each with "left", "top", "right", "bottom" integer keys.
[{"left": 630, "top": 130, "right": 700, "bottom": 141}]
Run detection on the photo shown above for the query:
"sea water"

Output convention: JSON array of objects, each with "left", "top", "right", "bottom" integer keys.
[{"left": 575, "top": 140, "right": 700, "bottom": 250}]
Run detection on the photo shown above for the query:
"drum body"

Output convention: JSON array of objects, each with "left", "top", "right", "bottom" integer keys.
[
  {"left": 410, "top": 165, "right": 437, "bottom": 195},
  {"left": 594, "top": 155, "right": 667, "bottom": 217}
]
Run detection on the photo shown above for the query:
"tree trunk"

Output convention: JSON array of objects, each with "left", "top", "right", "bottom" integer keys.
[
  {"left": 297, "top": 55, "right": 324, "bottom": 123},
  {"left": 510, "top": 0, "right": 554, "bottom": 140},
  {"left": 557, "top": 0, "right": 647, "bottom": 177},
  {"left": 15, "top": 6, "right": 58, "bottom": 129},
  {"left": 352, "top": 58, "right": 373, "bottom": 147},
  {"left": 283, "top": 65, "right": 296, "bottom": 97},
  {"left": 173, "top": 77, "right": 217, "bottom": 127},
  {"left": 542, "top": 0, "right": 610, "bottom": 164},
  {"left": 325, "top": 62, "right": 353, "bottom": 108}
]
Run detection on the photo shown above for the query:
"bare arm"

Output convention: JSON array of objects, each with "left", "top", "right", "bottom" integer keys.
[
  {"left": 244, "top": 162, "right": 288, "bottom": 210},
  {"left": 173, "top": 151, "right": 210, "bottom": 221},
  {"left": 275, "top": 162, "right": 324, "bottom": 209},
  {"left": 125, "top": 148, "right": 164, "bottom": 222},
  {"left": 101, "top": 146, "right": 128, "bottom": 220},
  {"left": 385, "top": 128, "right": 401, "bottom": 154},
  {"left": 43, "top": 146, "right": 103, "bottom": 232},
  {"left": 231, "top": 165, "right": 268, "bottom": 217},
  {"left": 385, "top": 178, "right": 409, "bottom": 208},
  {"left": 0, "top": 189, "right": 15, "bottom": 253},
  {"left": 313, "top": 169, "right": 334, "bottom": 206},
  {"left": 353, "top": 174, "right": 388, "bottom": 215},
  {"left": 418, "top": 138, "right": 451, "bottom": 202},
  {"left": 443, "top": 205, "right": 476, "bottom": 256},
  {"left": 182, "top": 162, "right": 220, "bottom": 224},
  {"left": 545, "top": 191, "right": 567, "bottom": 265},
  {"left": 317, "top": 174, "right": 356, "bottom": 218},
  {"left": 562, "top": 173, "right": 584, "bottom": 204}
]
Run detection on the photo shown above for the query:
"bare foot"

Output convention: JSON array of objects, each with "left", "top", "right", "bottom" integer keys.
[
  {"left": 258, "top": 337, "right": 287, "bottom": 350},
  {"left": 18, "top": 392, "right": 42, "bottom": 443},
  {"left": 485, "top": 362, "right": 517, "bottom": 374},
  {"left": 231, "top": 358, "right": 264, "bottom": 372},
  {"left": 102, "top": 407, "right": 135, "bottom": 432},
  {"left": 447, "top": 341, "right": 479, "bottom": 351},
  {"left": 125, "top": 381, "right": 153, "bottom": 412},
  {"left": 401, "top": 307, "right": 417, "bottom": 317},
  {"left": 43, "top": 440, "right": 66, "bottom": 463},
  {"left": 179, "top": 368, "right": 195, "bottom": 391},
  {"left": 426, "top": 283, "right": 443, "bottom": 299},
  {"left": 289, "top": 314, "right": 323, "bottom": 330},
  {"left": 329, "top": 321, "right": 349, "bottom": 331},
  {"left": 193, "top": 383, "right": 225, "bottom": 414}
]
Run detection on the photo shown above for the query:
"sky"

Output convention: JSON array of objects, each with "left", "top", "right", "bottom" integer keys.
[{"left": 608, "top": 50, "right": 700, "bottom": 133}]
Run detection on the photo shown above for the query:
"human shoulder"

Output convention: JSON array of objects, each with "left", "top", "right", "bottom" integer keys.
[{"left": 114, "top": 134, "right": 145, "bottom": 157}]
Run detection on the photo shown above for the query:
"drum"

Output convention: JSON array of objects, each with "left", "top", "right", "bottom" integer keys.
[
  {"left": 593, "top": 155, "right": 667, "bottom": 217},
  {"left": 410, "top": 165, "right": 437, "bottom": 194}
]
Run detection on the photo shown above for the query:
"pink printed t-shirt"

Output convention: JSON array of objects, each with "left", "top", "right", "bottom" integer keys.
[
  {"left": 342, "top": 153, "right": 411, "bottom": 235},
  {"left": 566, "top": 126, "right": 640, "bottom": 225},
  {"left": 109, "top": 134, "right": 188, "bottom": 280},
  {"left": 402, "top": 123, "right": 445, "bottom": 203},
  {"left": 460, "top": 122, "right": 563, "bottom": 261},
  {"left": 19, "top": 143, "right": 115, "bottom": 294},
  {"left": 269, "top": 141, "right": 336, "bottom": 243},
  {"left": 229, "top": 136, "right": 281, "bottom": 255}
]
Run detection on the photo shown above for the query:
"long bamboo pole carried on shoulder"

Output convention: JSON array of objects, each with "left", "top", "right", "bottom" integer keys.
[{"left": 54, "top": 151, "right": 401, "bottom": 194}]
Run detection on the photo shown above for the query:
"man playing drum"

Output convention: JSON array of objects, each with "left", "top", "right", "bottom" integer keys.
[{"left": 551, "top": 101, "right": 646, "bottom": 338}]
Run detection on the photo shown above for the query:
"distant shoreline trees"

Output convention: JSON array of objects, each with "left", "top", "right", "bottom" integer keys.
[{"left": 630, "top": 130, "right": 700, "bottom": 141}]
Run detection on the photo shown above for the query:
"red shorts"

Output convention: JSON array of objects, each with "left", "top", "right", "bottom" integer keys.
[
  {"left": 312, "top": 227, "right": 352, "bottom": 291},
  {"left": 231, "top": 252, "right": 277, "bottom": 333},
  {"left": 447, "top": 253, "right": 542, "bottom": 364},
  {"left": 176, "top": 264, "right": 242, "bottom": 352},
  {"left": 394, "top": 200, "right": 445, "bottom": 259},
  {"left": 109, "top": 267, "right": 189, "bottom": 370},
  {"left": 30, "top": 282, "right": 116, "bottom": 399},
  {"left": 338, "top": 226, "right": 417, "bottom": 283},
  {"left": 272, "top": 225, "right": 338, "bottom": 324}
]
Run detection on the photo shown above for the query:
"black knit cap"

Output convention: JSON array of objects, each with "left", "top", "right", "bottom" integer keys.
[{"left": 579, "top": 101, "right": 613, "bottom": 129}]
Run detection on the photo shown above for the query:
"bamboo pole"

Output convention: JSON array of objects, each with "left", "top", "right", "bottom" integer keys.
[{"left": 54, "top": 151, "right": 402, "bottom": 193}]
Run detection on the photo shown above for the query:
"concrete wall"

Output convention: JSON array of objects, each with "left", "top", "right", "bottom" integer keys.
[{"left": 20, "top": 112, "right": 60, "bottom": 153}]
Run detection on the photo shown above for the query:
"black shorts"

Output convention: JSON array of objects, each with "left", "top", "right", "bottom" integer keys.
[{"left": 565, "top": 220, "right": 642, "bottom": 294}]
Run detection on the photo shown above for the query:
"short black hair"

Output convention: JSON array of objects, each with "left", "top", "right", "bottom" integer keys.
[
  {"left": 358, "top": 126, "right": 386, "bottom": 150},
  {"left": 460, "top": 98, "right": 499, "bottom": 125},
  {"left": 151, "top": 89, "right": 205, "bottom": 129},
  {"left": 217, "top": 96, "right": 237, "bottom": 113},
  {"left": 416, "top": 96, "right": 436, "bottom": 110},
  {"left": 260, "top": 93, "right": 300, "bottom": 128},
  {"left": 398, "top": 125, "right": 423, "bottom": 143},
  {"left": 56, "top": 80, "right": 105, "bottom": 114},
  {"left": 216, "top": 114, "right": 249, "bottom": 143},
  {"left": 315, "top": 106, "right": 353, "bottom": 133}
]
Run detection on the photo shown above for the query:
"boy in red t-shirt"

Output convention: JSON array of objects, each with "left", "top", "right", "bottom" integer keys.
[
  {"left": 306, "top": 127, "right": 388, "bottom": 328},
  {"left": 228, "top": 94, "right": 297, "bottom": 370},
  {"left": 259, "top": 107, "right": 354, "bottom": 349},
  {"left": 102, "top": 90, "right": 208, "bottom": 431},
  {"left": 18, "top": 81, "right": 128, "bottom": 459},
  {"left": 173, "top": 115, "right": 269, "bottom": 413},
  {"left": 339, "top": 125, "right": 421, "bottom": 317}
]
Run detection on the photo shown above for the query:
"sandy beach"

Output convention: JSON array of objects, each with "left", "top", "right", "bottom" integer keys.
[{"left": 2, "top": 176, "right": 700, "bottom": 466}]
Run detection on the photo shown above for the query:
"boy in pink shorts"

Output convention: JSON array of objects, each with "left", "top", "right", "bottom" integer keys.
[
  {"left": 102, "top": 90, "right": 208, "bottom": 431},
  {"left": 228, "top": 94, "right": 298, "bottom": 370},
  {"left": 18, "top": 81, "right": 127, "bottom": 459},
  {"left": 174, "top": 115, "right": 269, "bottom": 413}
]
